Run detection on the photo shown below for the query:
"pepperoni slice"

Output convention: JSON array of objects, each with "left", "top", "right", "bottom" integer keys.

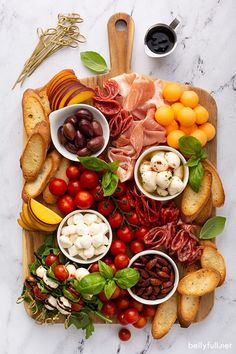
[
  {"left": 94, "top": 79, "right": 119, "bottom": 100},
  {"left": 94, "top": 99, "right": 121, "bottom": 116}
]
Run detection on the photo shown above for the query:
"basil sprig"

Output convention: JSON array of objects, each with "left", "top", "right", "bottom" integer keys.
[
  {"left": 79, "top": 157, "right": 120, "bottom": 196},
  {"left": 80, "top": 51, "right": 108, "bottom": 73},
  {"left": 199, "top": 216, "right": 226, "bottom": 239},
  {"left": 179, "top": 136, "right": 208, "bottom": 192}
]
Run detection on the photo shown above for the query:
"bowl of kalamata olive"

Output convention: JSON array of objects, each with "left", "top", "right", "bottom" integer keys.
[
  {"left": 128, "top": 250, "right": 179, "bottom": 305},
  {"left": 49, "top": 104, "right": 110, "bottom": 161}
]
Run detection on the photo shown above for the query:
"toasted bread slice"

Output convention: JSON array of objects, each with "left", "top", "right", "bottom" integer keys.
[
  {"left": 200, "top": 240, "right": 217, "bottom": 249},
  {"left": 177, "top": 268, "right": 221, "bottom": 296},
  {"left": 36, "top": 89, "right": 51, "bottom": 116},
  {"left": 47, "top": 150, "right": 62, "bottom": 176},
  {"left": 151, "top": 293, "right": 177, "bottom": 339},
  {"left": 42, "top": 157, "right": 70, "bottom": 204},
  {"left": 202, "top": 160, "right": 225, "bottom": 207},
  {"left": 20, "top": 133, "right": 47, "bottom": 181},
  {"left": 22, "top": 89, "right": 48, "bottom": 136},
  {"left": 181, "top": 170, "right": 212, "bottom": 222},
  {"left": 201, "top": 246, "right": 226, "bottom": 286},
  {"left": 32, "top": 121, "right": 51, "bottom": 150},
  {"left": 22, "top": 155, "right": 54, "bottom": 202},
  {"left": 195, "top": 193, "right": 213, "bottom": 225},
  {"left": 178, "top": 293, "right": 200, "bottom": 328}
]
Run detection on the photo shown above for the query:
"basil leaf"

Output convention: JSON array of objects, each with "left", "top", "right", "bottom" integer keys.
[
  {"left": 47, "top": 266, "right": 58, "bottom": 280},
  {"left": 189, "top": 162, "right": 204, "bottom": 192},
  {"left": 102, "top": 171, "right": 113, "bottom": 189},
  {"left": 80, "top": 51, "right": 108, "bottom": 73},
  {"left": 109, "top": 160, "right": 119, "bottom": 172},
  {"left": 186, "top": 155, "right": 201, "bottom": 167},
  {"left": 38, "top": 280, "right": 49, "bottom": 294},
  {"left": 200, "top": 148, "right": 208, "bottom": 160},
  {"left": 29, "top": 259, "right": 41, "bottom": 274},
  {"left": 200, "top": 216, "right": 226, "bottom": 239},
  {"left": 104, "top": 280, "right": 116, "bottom": 300},
  {"left": 63, "top": 288, "right": 77, "bottom": 302},
  {"left": 79, "top": 156, "right": 110, "bottom": 171},
  {"left": 179, "top": 136, "right": 202, "bottom": 156},
  {"left": 115, "top": 268, "right": 140, "bottom": 289},
  {"left": 98, "top": 260, "right": 113, "bottom": 279},
  {"left": 103, "top": 173, "right": 119, "bottom": 197},
  {"left": 75, "top": 273, "right": 106, "bottom": 295}
]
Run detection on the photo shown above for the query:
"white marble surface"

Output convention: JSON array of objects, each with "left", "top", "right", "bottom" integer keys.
[{"left": 0, "top": 0, "right": 236, "bottom": 353}]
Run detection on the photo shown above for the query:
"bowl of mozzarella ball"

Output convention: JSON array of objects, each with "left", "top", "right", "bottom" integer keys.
[
  {"left": 57, "top": 210, "right": 112, "bottom": 264},
  {"left": 134, "top": 146, "right": 189, "bottom": 201}
]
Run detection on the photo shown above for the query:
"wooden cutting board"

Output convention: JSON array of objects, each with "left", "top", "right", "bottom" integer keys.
[{"left": 22, "top": 13, "right": 217, "bottom": 323}]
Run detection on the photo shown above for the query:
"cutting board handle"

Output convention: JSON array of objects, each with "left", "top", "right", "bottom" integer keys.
[{"left": 107, "top": 13, "right": 134, "bottom": 76}]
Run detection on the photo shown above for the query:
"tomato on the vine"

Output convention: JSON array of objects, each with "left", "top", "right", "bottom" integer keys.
[
  {"left": 130, "top": 240, "right": 145, "bottom": 254},
  {"left": 116, "top": 297, "right": 130, "bottom": 310},
  {"left": 68, "top": 180, "right": 82, "bottom": 196},
  {"left": 134, "top": 226, "right": 150, "bottom": 241},
  {"left": 114, "top": 253, "right": 130, "bottom": 269},
  {"left": 129, "top": 299, "right": 143, "bottom": 312},
  {"left": 74, "top": 191, "right": 94, "bottom": 209},
  {"left": 71, "top": 301, "right": 84, "bottom": 312},
  {"left": 66, "top": 165, "right": 81, "bottom": 180},
  {"left": 102, "top": 301, "right": 116, "bottom": 317},
  {"left": 108, "top": 211, "right": 123, "bottom": 229},
  {"left": 117, "top": 226, "right": 134, "bottom": 242},
  {"left": 49, "top": 178, "right": 67, "bottom": 196},
  {"left": 45, "top": 254, "right": 59, "bottom": 266},
  {"left": 33, "top": 285, "right": 48, "bottom": 301},
  {"left": 57, "top": 195, "right": 75, "bottom": 215},
  {"left": 79, "top": 170, "right": 99, "bottom": 190},
  {"left": 89, "top": 263, "right": 99, "bottom": 273},
  {"left": 118, "top": 328, "right": 131, "bottom": 341},
  {"left": 124, "top": 308, "right": 139, "bottom": 324},
  {"left": 126, "top": 211, "right": 140, "bottom": 226},
  {"left": 91, "top": 184, "right": 104, "bottom": 201},
  {"left": 117, "top": 312, "right": 128, "bottom": 325},
  {"left": 142, "top": 305, "right": 157, "bottom": 318},
  {"left": 53, "top": 264, "right": 69, "bottom": 281},
  {"left": 113, "top": 182, "right": 127, "bottom": 198},
  {"left": 111, "top": 286, "right": 121, "bottom": 299},
  {"left": 97, "top": 198, "right": 115, "bottom": 216},
  {"left": 133, "top": 315, "right": 147, "bottom": 328},
  {"left": 117, "top": 195, "right": 132, "bottom": 212},
  {"left": 98, "top": 291, "right": 109, "bottom": 303},
  {"left": 102, "top": 256, "right": 113, "bottom": 265},
  {"left": 110, "top": 240, "right": 127, "bottom": 256}
]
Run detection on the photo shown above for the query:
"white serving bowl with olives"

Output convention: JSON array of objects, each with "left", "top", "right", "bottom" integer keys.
[{"left": 134, "top": 146, "right": 189, "bottom": 201}]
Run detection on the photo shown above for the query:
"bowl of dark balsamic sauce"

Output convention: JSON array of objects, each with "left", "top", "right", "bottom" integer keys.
[{"left": 144, "top": 18, "right": 179, "bottom": 58}]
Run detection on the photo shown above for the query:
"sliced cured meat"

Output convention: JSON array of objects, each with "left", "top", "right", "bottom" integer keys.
[
  {"left": 124, "top": 77, "right": 155, "bottom": 112},
  {"left": 94, "top": 79, "right": 119, "bottom": 100},
  {"left": 94, "top": 99, "right": 121, "bottom": 116},
  {"left": 109, "top": 110, "right": 133, "bottom": 138},
  {"left": 112, "top": 73, "right": 136, "bottom": 97}
]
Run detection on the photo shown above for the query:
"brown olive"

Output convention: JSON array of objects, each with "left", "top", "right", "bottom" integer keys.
[
  {"left": 77, "top": 147, "right": 92, "bottom": 156},
  {"left": 57, "top": 126, "right": 67, "bottom": 145},
  {"left": 63, "top": 122, "right": 76, "bottom": 141},
  {"left": 64, "top": 142, "right": 77, "bottom": 154},
  {"left": 87, "top": 136, "right": 104, "bottom": 152},
  {"left": 76, "top": 108, "right": 93, "bottom": 121},
  {"left": 78, "top": 119, "right": 94, "bottom": 138},
  {"left": 74, "top": 130, "right": 86, "bottom": 149},
  {"left": 64, "top": 115, "right": 78, "bottom": 126},
  {"left": 91, "top": 120, "right": 103, "bottom": 136}
]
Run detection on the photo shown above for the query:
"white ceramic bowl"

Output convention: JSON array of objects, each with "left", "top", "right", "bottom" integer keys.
[
  {"left": 134, "top": 145, "right": 189, "bottom": 201},
  {"left": 57, "top": 209, "right": 112, "bottom": 264},
  {"left": 49, "top": 104, "right": 110, "bottom": 162},
  {"left": 127, "top": 250, "right": 179, "bottom": 305}
]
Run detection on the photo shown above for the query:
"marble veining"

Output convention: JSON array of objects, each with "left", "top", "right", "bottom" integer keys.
[{"left": 0, "top": 0, "right": 236, "bottom": 353}]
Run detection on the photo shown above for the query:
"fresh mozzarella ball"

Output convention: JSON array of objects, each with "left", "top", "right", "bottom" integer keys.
[
  {"left": 100, "top": 222, "right": 109, "bottom": 235},
  {"left": 75, "top": 223, "right": 89, "bottom": 235},
  {"left": 92, "top": 233, "right": 104, "bottom": 248},
  {"left": 89, "top": 222, "right": 102, "bottom": 236},
  {"left": 168, "top": 176, "right": 185, "bottom": 195},
  {"left": 80, "top": 235, "right": 92, "bottom": 249},
  {"left": 60, "top": 236, "right": 73, "bottom": 249},
  {"left": 165, "top": 152, "right": 181, "bottom": 169},
  {"left": 68, "top": 245, "right": 79, "bottom": 257},
  {"left": 75, "top": 267, "right": 90, "bottom": 280},
  {"left": 139, "top": 161, "right": 152, "bottom": 174},
  {"left": 103, "top": 235, "right": 109, "bottom": 245},
  {"left": 84, "top": 245, "right": 95, "bottom": 259},
  {"left": 156, "top": 171, "right": 172, "bottom": 189},
  {"left": 174, "top": 165, "right": 184, "bottom": 180},
  {"left": 83, "top": 213, "right": 97, "bottom": 225},
  {"left": 69, "top": 234, "right": 78, "bottom": 243},
  {"left": 66, "top": 264, "right": 76, "bottom": 278},
  {"left": 78, "top": 250, "right": 88, "bottom": 260},
  {"left": 150, "top": 154, "right": 169, "bottom": 172},
  {"left": 73, "top": 213, "right": 84, "bottom": 225},
  {"left": 95, "top": 216, "right": 103, "bottom": 223},
  {"left": 156, "top": 187, "right": 168, "bottom": 197},
  {"left": 94, "top": 245, "right": 107, "bottom": 255},
  {"left": 74, "top": 237, "right": 82, "bottom": 249},
  {"left": 57, "top": 297, "right": 71, "bottom": 315},
  {"left": 61, "top": 225, "right": 76, "bottom": 236},
  {"left": 43, "top": 274, "right": 58, "bottom": 288},
  {"left": 141, "top": 171, "right": 158, "bottom": 193},
  {"left": 67, "top": 216, "right": 75, "bottom": 226},
  {"left": 36, "top": 265, "right": 47, "bottom": 278},
  {"left": 45, "top": 295, "right": 57, "bottom": 310}
]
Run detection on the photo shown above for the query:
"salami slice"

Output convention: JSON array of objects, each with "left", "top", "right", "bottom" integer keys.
[
  {"left": 94, "top": 79, "right": 119, "bottom": 100},
  {"left": 94, "top": 99, "right": 121, "bottom": 116}
]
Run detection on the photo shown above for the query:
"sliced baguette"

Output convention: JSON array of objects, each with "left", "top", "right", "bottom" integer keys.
[
  {"left": 22, "top": 89, "right": 48, "bottom": 136},
  {"left": 199, "top": 240, "right": 217, "bottom": 249},
  {"left": 202, "top": 160, "right": 225, "bottom": 207},
  {"left": 20, "top": 133, "right": 47, "bottom": 181},
  {"left": 178, "top": 293, "right": 200, "bottom": 328},
  {"left": 151, "top": 293, "right": 177, "bottom": 339},
  {"left": 181, "top": 170, "right": 212, "bottom": 222},
  {"left": 36, "top": 89, "right": 51, "bottom": 116},
  {"left": 177, "top": 268, "right": 221, "bottom": 296},
  {"left": 32, "top": 121, "right": 51, "bottom": 150},
  {"left": 195, "top": 193, "right": 213, "bottom": 225},
  {"left": 200, "top": 246, "right": 226, "bottom": 286}
]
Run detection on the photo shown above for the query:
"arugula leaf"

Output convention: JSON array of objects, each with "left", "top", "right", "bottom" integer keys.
[
  {"left": 200, "top": 216, "right": 226, "bottom": 239},
  {"left": 104, "top": 280, "right": 116, "bottom": 300},
  {"left": 67, "top": 311, "right": 94, "bottom": 338},
  {"left": 38, "top": 280, "right": 49, "bottom": 294},
  {"left": 179, "top": 136, "right": 202, "bottom": 156},
  {"left": 79, "top": 156, "right": 110, "bottom": 171},
  {"left": 114, "top": 268, "right": 140, "bottom": 289},
  {"left": 98, "top": 260, "right": 113, "bottom": 279},
  {"left": 29, "top": 259, "right": 41, "bottom": 274},
  {"left": 80, "top": 51, "right": 108, "bottom": 73},
  {"left": 189, "top": 162, "right": 204, "bottom": 192}
]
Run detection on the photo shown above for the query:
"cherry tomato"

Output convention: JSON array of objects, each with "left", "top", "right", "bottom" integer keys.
[
  {"left": 79, "top": 170, "right": 99, "bottom": 190},
  {"left": 118, "top": 328, "right": 131, "bottom": 341},
  {"left": 67, "top": 286, "right": 80, "bottom": 298},
  {"left": 119, "top": 289, "right": 129, "bottom": 297},
  {"left": 129, "top": 299, "right": 143, "bottom": 313},
  {"left": 102, "top": 256, "right": 113, "bottom": 265},
  {"left": 102, "top": 301, "right": 116, "bottom": 317},
  {"left": 126, "top": 211, "right": 140, "bottom": 226},
  {"left": 45, "top": 253, "right": 59, "bottom": 266},
  {"left": 98, "top": 291, "right": 109, "bottom": 303},
  {"left": 57, "top": 195, "right": 75, "bottom": 215},
  {"left": 134, "top": 226, "right": 150, "bottom": 241},
  {"left": 68, "top": 180, "right": 82, "bottom": 196},
  {"left": 66, "top": 165, "right": 81, "bottom": 180},
  {"left": 117, "top": 195, "right": 132, "bottom": 212},
  {"left": 74, "top": 191, "right": 94, "bottom": 209},
  {"left": 99, "top": 285, "right": 121, "bottom": 301},
  {"left": 71, "top": 300, "right": 84, "bottom": 312},
  {"left": 53, "top": 264, "right": 69, "bottom": 281},
  {"left": 142, "top": 305, "right": 157, "bottom": 318},
  {"left": 108, "top": 211, "right": 123, "bottom": 229},
  {"left": 89, "top": 263, "right": 99, "bottom": 273},
  {"left": 91, "top": 184, "right": 104, "bottom": 201},
  {"left": 33, "top": 285, "right": 48, "bottom": 300},
  {"left": 117, "top": 312, "right": 128, "bottom": 325},
  {"left": 97, "top": 198, "right": 115, "bottom": 216},
  {"left": 133, "top": 315, "right": 147, "bottom": 328},
  {"left": 110, "top": 240, "right": 127, "bottom": 256},
  {"left": 114, "top": 182, "right": 127, "bottom": 198},
  {"left": 114, "top": 253, "right": 130, "bottom": 269},
  {"left": 111, "top": 286, "right": 121, "bottom": 299},
  {"left": 130, "top": 240, "right": 145, "bottom": 254},
  {"left": 49, "top": 178, "right": 67, "bottom": 196},
  {"left": 117, "top": 226, "right": 133, "bottom": 242},
  {"left": 124, "top": 308, "right": 139, "bottom": 324},
  {"left": 116, "top": 297, "right": 130, "bottom": 310},
  {"left": 110, "top": 264, "right": 117, "bottom": 275}
]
